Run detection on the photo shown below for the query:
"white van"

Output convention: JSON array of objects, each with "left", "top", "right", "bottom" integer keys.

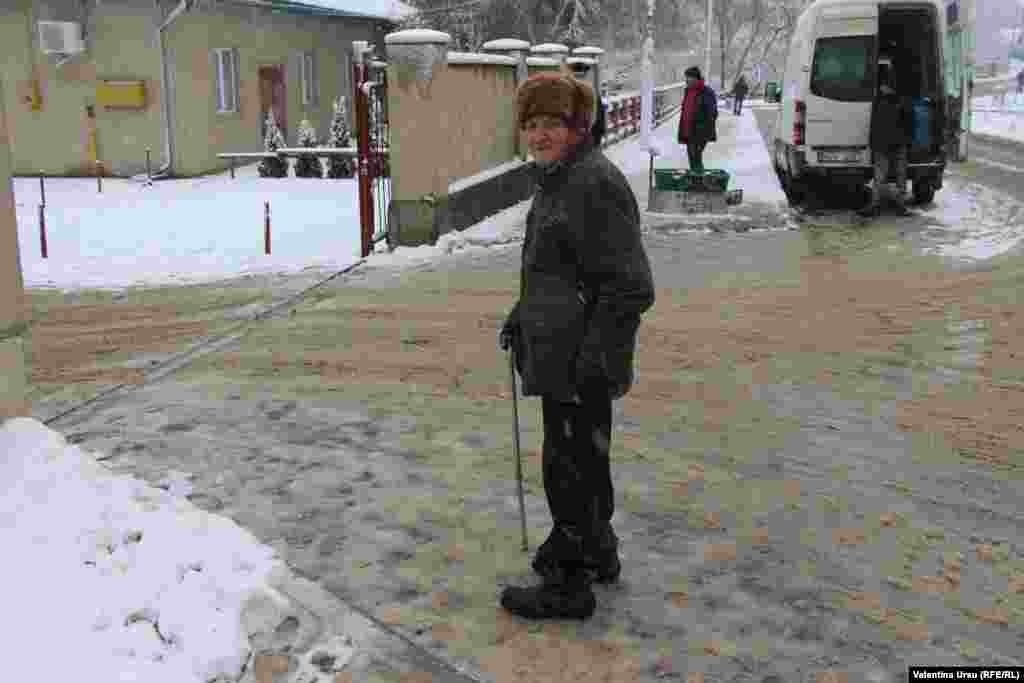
[{"left": 772, "top": 0, "right": 948, "bottom": 206}]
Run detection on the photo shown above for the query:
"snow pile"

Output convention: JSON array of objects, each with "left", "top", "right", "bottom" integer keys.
[
  {"left": 0, "top": 417, "right": 285, "bottom": 683},
  {"left": 928, "top": 182, "right": 1024, "bottom": 261},
  {"left": 362, "top": 199, "right": 529, "bottom": 269}
]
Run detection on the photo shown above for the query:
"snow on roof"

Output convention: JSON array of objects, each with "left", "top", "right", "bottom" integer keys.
[
  {"left": 481, "top": 38, "right": 531, "bottom": 51},
  {"left": 447, "top": 52, "right": 518, "bottom": 66},
  {"left": 284, "top": 0, "right": 416, "bottom": 21},
  {"left": 385, "top": 28, "right": 452, "bottom": 44},
  {"left": 566, "top": 57, "right": 597, "bottom": 67},
  {"left": 530, "top": 43, "right": 569, "bottom": 54},
  {"left": 572, "top": 46, "right": 605, "bottom": 55},
  {"left": 526, "top": 56, "right": 559, "bottom": 66}
]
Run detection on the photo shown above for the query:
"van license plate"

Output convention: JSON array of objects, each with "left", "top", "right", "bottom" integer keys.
[{"left": 818, "top": 150, "right": 862, "bottom": 163}]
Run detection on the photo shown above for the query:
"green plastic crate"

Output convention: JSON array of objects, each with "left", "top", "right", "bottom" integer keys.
[
  {"left": 654, "top": 169, "right": 690, "bottom": 191},
  {"left": 700, "top": 169, "right": 730, "bottom": 192}
]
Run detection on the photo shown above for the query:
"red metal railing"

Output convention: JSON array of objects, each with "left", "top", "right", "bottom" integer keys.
[{"left": 601, "top": 81, "right": 685, "bottom": 148}]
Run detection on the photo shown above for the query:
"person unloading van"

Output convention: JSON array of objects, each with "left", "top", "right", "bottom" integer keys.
[
  {"left": 859, "top": 60, "right": 913, "bottom": 218},
  {"left": 677, "top": 66, "right": 718, "bottom": 171}
]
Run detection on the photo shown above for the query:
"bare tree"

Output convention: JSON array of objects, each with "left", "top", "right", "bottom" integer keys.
[
  {"left": 711, "top": 0, "right": 766, "bottom": 91},
  {"left": 748, "top": 0, "right": 805, "bottom": 83}
]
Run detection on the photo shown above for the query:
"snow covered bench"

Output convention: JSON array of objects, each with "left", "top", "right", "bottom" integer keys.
[{"left": 217, "top": 152, "right": 279, "bottom": 179}]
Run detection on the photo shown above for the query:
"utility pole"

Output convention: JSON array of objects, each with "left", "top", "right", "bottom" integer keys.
[
  {"left": 962, "top": 0, "right": 976, "bottom": 161},
  {"left": 705, "top": 0, "right": 713, "bottom": 82}
]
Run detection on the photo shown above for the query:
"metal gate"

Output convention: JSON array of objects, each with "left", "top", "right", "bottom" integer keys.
[{"left": 353, "top": 44, "right": 390, "bottom": 258}]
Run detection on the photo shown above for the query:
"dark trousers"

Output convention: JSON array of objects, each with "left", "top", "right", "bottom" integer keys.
[
  {"left": 686, "top": 141, "right": 707, "bottom": 171},
  {"left": 733, "top": 95, "right": 745, "bottom": 115},
  {"left": 540, "top": 387, "right": 615, "bottom": 563}
]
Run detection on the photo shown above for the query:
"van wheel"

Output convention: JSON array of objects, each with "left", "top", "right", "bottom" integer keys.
[{"left": 912, "top": 179, "right": 936, "bottom": 205}]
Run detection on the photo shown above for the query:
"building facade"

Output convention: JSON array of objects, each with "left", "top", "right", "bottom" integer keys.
[{"left": 0, "top": 0, "right": 409, "bottom": 178}]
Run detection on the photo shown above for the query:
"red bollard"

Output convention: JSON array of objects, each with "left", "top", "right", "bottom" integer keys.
[
  {"left": 264, "top": 201, "right": 271, "bottom": 255},
  {"left": 39, "top": 204, "right": 48, "bottom": 259}
]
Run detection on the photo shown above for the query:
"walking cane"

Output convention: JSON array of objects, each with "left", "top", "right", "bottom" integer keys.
[{"left": 509, "top": 347, "right": 529, "bottom": 552}]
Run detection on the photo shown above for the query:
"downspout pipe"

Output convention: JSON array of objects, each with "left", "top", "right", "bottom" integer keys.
[{"left": 152, "top": 0, "right": 190, "bottom": 178}]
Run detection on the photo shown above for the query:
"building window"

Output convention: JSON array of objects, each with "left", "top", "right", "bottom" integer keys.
[
  {"left": 301, "top": 50, "right": 318, "bottom": 106},
  {"left": 214, "top": 48, "right": 239, "bottom": 112}
]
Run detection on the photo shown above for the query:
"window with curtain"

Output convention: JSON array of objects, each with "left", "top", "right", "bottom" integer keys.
[{"left": 214, "top": 48, "right": 239, "bottom": 112}]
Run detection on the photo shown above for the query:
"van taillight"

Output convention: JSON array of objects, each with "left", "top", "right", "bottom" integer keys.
[{"left": 793, "top": 99, "right": 806, "bottom": 145}]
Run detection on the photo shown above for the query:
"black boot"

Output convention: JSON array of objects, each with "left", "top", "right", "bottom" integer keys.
[
  {"left": 857, "top": 203, "right": 880, "bottom": 218},
  {"left": 532, "top": 525, "right": 621, "bottom": 584},
  {"left": 500, "top": 564, "right": 596, "bottom": 620}
]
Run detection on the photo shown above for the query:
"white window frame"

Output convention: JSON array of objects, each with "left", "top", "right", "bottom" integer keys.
[
  {"left": 300, "top": 50, "right": 318, "bottom": 106},
  {"left": 214, "top": 48, "right": 238, "bottom": 113}
]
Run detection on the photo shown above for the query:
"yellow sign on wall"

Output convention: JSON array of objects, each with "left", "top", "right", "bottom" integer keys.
[{"left": 96, "top": 80, "right": 146, "bottom": 109}]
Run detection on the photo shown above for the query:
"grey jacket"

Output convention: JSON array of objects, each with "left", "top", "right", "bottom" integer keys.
[{"left": 505, "top": 141, "right": 655, "bottom": 401}]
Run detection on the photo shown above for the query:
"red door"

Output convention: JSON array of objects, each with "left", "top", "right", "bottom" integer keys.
[{"left": 258, "top": 65, "right": 287, "bottom": 141}]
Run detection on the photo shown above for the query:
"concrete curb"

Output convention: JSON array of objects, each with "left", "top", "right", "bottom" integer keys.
[{"left": 241, "top": 564, "right": 488, "bottom": 683}]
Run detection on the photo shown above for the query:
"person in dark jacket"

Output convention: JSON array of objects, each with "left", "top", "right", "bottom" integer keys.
[
  {"left": 731, "top": 75, "right": 750, "bottom": 115},
  {"left": 1017, "top": 69, "right": 1023, "bottom": 96},
  {"left": 567, "top": 58, "right": 607, "bottom": 146},
  {"left": 860, "top": 60, "right": 913, "bottom": 217},
  {"left": 677, "top": 66, "right": 718, "bottom": 171},
  {"left": 498, "top": 72, "right": 655, "bottom": 621}
]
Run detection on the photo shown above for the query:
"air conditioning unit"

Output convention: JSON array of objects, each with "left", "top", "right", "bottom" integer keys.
[{"left": 38, "top": 21, "right": 85, "bottom": 55}]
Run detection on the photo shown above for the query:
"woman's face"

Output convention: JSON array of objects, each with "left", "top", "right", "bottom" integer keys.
[{"left": 524, "top": 114, "right": 579, "bottom": 164}]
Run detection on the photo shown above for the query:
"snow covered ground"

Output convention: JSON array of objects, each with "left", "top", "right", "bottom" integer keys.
[
  {"left": 0, "top": 417, "right": 336, "bottom": 683},
  {"left": 14, "top": 165, "right": 363, "bottom": 290},
  {"left": 927, "top": 181, "right": 1024, "bottom": 261},
  {"left": 13, "top": 162, "right": 530, "bottom": 292},
  {"left": 972, "top": 91, "right": 1024, "bottom": 144}
]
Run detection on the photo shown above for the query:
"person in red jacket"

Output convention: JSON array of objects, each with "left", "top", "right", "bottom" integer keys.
[{"left": 677, "top": 66, "right": 718, "bottom": 171}]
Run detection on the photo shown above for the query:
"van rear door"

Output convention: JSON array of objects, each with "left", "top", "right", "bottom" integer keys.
[{"left": 806, "top": 3, "right": 878, "bottom": 154}]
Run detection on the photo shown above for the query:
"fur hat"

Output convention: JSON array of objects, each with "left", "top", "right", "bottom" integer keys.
[
  {"left": 684, "top": 66, "right": 702, "bottom": 80},
  {"left": 516, "top": 72, "right": 595, "bottom": 133}
]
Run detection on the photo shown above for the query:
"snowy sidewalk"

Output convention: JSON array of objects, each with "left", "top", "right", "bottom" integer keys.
[{"left": 0, "top": 416, "right": 482, "bottom": 683}]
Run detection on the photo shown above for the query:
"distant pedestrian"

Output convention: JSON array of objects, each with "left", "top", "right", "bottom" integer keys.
[
  {"left": 860, "top": 58, "right": 913, "bottom": 217},
  {"left": 677, "top": 66, "right": 718, "bottom": 172},
  {"left": 498, "top": 72, "right": 655, "bottom": 621},
  {"left": 732, "top": 75, "right": 750, "bottom": 115},
  {"left": 1017, "top": 69, "right": 1023, "bottom": 95},
  {"left": 567, "top": 59, "right": 608, "bottom": 146}
]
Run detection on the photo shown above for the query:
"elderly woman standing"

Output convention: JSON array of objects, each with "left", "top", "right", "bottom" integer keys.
[{"left": 498, "top": 73, "right": 655, "bottom": 620}]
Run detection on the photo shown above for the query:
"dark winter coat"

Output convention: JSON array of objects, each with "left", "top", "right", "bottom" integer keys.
[
  {"left": 869, "top": 89, "right": 913, "bottom": 151},
  {"left": 733, "top": 77, "right": 750, "bottom": 98},
  {"left": 677, "top": 85, "right": 718, "bottom": 145},
  {"left": 504, "top": 141, "right": 655, "bottom": 402}
]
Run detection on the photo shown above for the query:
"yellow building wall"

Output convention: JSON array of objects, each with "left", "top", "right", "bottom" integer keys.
[
  {"left": 166, "top": 3, "right": 385, "bottom": 177},
  {"left": 0, "top": 0, "right": 163, "bottom": 177}
]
